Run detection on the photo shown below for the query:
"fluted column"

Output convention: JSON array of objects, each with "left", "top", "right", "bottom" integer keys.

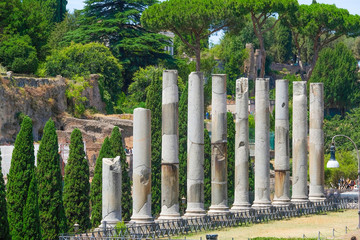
[
  {"left": 252, "top": 78, "right": 271, "bottom": 209},
  {"left": 309, "top": 83, "right": 325, "bottom": 202},
  {"left": 208, "top": 74, "right": 229, "bottom": 214},
  {"left": 185, "top": 72, "right": 206, "bottom": 217},
  {"left": 231, "top": 78, "right": 251, "bottom": 211}
]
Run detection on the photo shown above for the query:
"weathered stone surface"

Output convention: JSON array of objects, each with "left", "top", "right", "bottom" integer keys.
[
  {"left": 291, "top": 81, "right": 309, "bottom": 203},
  {"left": 130, "top": 108, "right": 153, "bottom": 223},
  {"left": 309, "top": 83, "right": 325, "bottom": 202},
  {"left": 273, "top": 80, "right": 291, "bottom": 206},
  {"left": 252, "top": 78, "right": 271, "bottom": 209},
  {"left": 185, "top": 72, "right": 206, "bottom": 217},
  {"left": 100, "top": 157, "right": 122, "bottom": 228},
  {"left": 82, "top": 74, "right": 106, "bottom": 113},
  {"left": 209, "top": 74, "right": 229, "bottom": 214},
  {"left": 159, "top": 70, "right": 181, "bottom": 220},
  {"left": 231, "top": 78, "right": 251, "bottom": 211}
]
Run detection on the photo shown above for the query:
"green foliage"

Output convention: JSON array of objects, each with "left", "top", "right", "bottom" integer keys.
[
  {"left": 22, "top": 172, "right": 41, "bottom": 240},
  {"left": 44, "top": 42, "right": 123, "bottom": 113},
  {"left": 204, "top": 128, "right": 211, "bottom": 208},
  {"left": 37, "top": 119, "right": 67, "bottom": 239},
  {"left": 311, "top": 43, "right": 360, "bottom": 112},
  {"left": 269, "top": 21, "right": 293, "bottom": 63},
  {"left": 227, "top": 112, "right": 235, "bottom": 203},
  {"left": 0, "top": 34, "right": 38, "bottom": 73},
  {"left": 6, "top": 116, "right": 35, "bottom": 240},
  {"left": 0, "top": 150, "right": 10, "bottom": 240},
  {"left": 353, "top": 37, "right": 360, "bottom": 60},
  {"left": 145, "top": 67, "right": 162, "bottom": 216},
  {"left": 65, "top": 77, "right": 91, "bottom": 118},
  {"left": 114, "top": 221, "right": 127, "bottom": 236},
  {"left": 63, "top": 129, "right": 91, "bottom": 231},
  {"left": 110, "top": 127, "right": 132, "bottom": 221},
  {"left": 90, "top": 137, "right": 113, "bottom": 228}
]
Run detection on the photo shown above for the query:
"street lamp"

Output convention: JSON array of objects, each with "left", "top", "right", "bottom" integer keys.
[{"left": 327, "top": 135, "right": 360, "bottom": 228}]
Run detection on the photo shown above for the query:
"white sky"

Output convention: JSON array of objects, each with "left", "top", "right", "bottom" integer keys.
[{"left": 67, "top": 0, "right": 360, "bottom": 44}]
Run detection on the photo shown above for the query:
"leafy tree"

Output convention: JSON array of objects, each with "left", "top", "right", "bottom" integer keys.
[
  {"left": 110, "top": 127, "right": 132, "bottom": 221},
  {"left": 269, "top": 21, "right": 293, "bottom": 63},
  {"left": 44, "top": 42, "right": 123, "bottom": 113},
  {"left": 233, "top": 0, "right": 298, "bottom": 77},
  {"left": 325, "top": 151, "right": 357, "bottom": 188},
  {"left": 145, "top": 67, "right": 162, "bottom": 216},
  {"left": 353, "top": 37, "right": 360, "bottom": 60},
  {"left": 0, "top": 150, "right": 10, "bottom": 240},
  {"left": 142, "top": 0, "right": 244, "bottom": 71},
  {"left": 22, "top": 172, "right": 41, "bottom": 240},
  {"left": 311, "top": 43, "right": 360, "bottom": 115},
  {"left": 6, "top": 116, "right": 35, "bottom": 240},
  {"left": 227, "top": 112, "right": 235, "bottom": 203},
  {"left": 37, "top": 119, "right": 67, "bottom": 239},
  {"left": 90, "top": 137, "right": 113, "bottom": 228},
  {"left": 284, "top": 3, "right": 360, "bottom": 81},
  {"left": 63, "top": 129, "right": 91, "bottom": 231},
  {"left": 49, "top": 0, "right": 68, "bottom": 23},
  {"left": 204, "top": 128, "right": 211, "bottom": 208}
]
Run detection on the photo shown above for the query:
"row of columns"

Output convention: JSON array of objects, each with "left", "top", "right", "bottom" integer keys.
[{"left": 102, "top": 71, "right": 326, "bottom": 226}]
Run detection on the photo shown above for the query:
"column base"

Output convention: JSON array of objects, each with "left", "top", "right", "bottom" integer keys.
[
  {"left": 252, "top": 201, "right": 272, "bottom": 209},
  {"left": 208, "top": 205, "right": 229, "bottom": 215},
  {"left": 230, "top": 203, "right": 252, "bottom": 212},
  {"left": 129, "top": 215, "right": 154, "bottom": 224},
  {"left": 157, "top": 213, "right": 182, "bottom": 221},
  {"left": 183, "top": 209, "right": 207, "bottom": 218},
  {"left": 309, "top": 196, "right": 326, "bottom": 202},
  {"left": 291, "top": 198, "right": 309, "bottom": 204},
  {"left": 272, "top": 198, "right": 291, "bottom": 207}
]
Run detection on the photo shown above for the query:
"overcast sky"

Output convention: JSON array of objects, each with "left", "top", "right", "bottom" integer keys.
[{"left": 66, "top": 0, "right": 360, "bottom": 44}]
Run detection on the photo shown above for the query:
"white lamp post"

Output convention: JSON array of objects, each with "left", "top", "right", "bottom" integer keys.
[{"left": 328, "top": 135, "right": 360, "bottom": 228}]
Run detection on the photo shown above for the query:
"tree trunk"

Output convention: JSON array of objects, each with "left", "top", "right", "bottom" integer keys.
[
  {"left": 259, "top": 35, "right": 266, "bottom": 78},
  {"left": 195, "top": 40, "right": 201, "bottom": 72},
  {"left": 306, "top": 49, "right": 319, "bottom": 82}
]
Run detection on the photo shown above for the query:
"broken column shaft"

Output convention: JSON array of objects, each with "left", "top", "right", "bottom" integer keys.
[{"left": 209, "top": 74, "right": 229, "bottom": 214}]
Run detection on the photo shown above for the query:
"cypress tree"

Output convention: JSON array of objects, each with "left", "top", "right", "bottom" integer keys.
[
  {"left": 63, "top": 129, "right": 91, "bottom": 231},
  {"left": 110, "top": 127, "right": 132, "bottom": 221},
  {"left": 37, "top": 119, "right": 67, "bottom": 239},
  {"left": 22, "top": 172, "right": 41, "bottom": 240},
  {"left": 7, "top": 116, "right": 35, "bottom": 240},
  {"left": 145, "top": 68, "right": 162, "bottom": 216},
  {"left": 227, "top": 112, "right": 235, "bottom": 204},
  {"left": 90, "top": 137, "right": 113, "bottom": 227},
  {"left": 0, "top": 150, "right": 10, "bottom": 240},
  {"left": 204, "top": 128, "right": 211, "bottom": 208},
  {"left": 178, "top": 83, "right": 187, "bottom": 213}
]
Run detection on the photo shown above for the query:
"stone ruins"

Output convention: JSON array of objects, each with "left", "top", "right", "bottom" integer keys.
[{"left": 101, "top": 71, "right": 326, "bottom": 225}]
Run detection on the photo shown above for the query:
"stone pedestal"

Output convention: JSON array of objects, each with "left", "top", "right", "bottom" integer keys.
[
  {"left": 231, "top": 78, "right": 251, "bottom": 211},
  {"left": 252, "top": 78, "right": 272, "bottom": 209},
  {"left": 100, "top": 156, "right": 122, "bottom": 228},
  {"left": 130, "top": 108, "right": 153, "bottom": 223},
  {"left": 273, "top": 80, "right": 290, "bottom": 206},
  {"left": 309, "top": 83, "right": 326, "bottom": 202},
  {"left": 291, "top": 82, "right": 309, "bottom": 203},
  {"left": 208, "top": 74, "right": 229, "bottom": 214},
  {"left": 185, "top": 72, "right": 206, "bottom": 217},
  {"left": 158, "top": 70, "right": 181, "bottom": 220}
]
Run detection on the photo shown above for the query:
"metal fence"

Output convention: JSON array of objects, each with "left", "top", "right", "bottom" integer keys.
[{"left": 59, "top": 198, "right": 356, "bottom": 240}]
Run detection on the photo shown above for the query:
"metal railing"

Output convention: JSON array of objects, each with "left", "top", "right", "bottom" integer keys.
[{"left": 59, "top": 198, "right": 355, "bottom": 240}]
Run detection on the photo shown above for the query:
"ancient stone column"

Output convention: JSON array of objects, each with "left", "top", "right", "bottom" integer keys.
[
  {"left": 209, "top": 74, "right": 229, "bottom": 214},
  {"left": 231, "top": 78, "right": 251, "bottom": 211},
  {"left": 291, "top": 81, "right": 309, "bottom": 203},
  {"left": 158, "top": 70, "right": 181, "bottom": 220},
  {"left": 185, "top": 72, "right": 206, "bottom": 217},
  {"left": 273, "top": 80, "right": 291, "bottom": 206},
  {"left": 130, "top": 108, "right": 153, "bottom": 223},
  {"left": 309, "top": 83, "right": 326, "bottom": 202},
  {"left": 252, "top": 78, "right": 272, "bottom": 209},
  {"left": 100, "top": 156, "right": 122, "bottom": 228}
]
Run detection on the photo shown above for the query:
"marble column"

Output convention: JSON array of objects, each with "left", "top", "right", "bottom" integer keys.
[
  {"left": 291, "top": 81, "right": 309, "bottom": 203},
  {"left": 130, "top": 108, "right": 153, "bottom": 223},
  {"left": 209, "top": 74, "right": 229, "bottom": 214},
  {"left": 252, "top": 78, "right": 271, "bottom": 209},
  {"left": 100, "top": 156, "right": 122, "bottom": 228},
  {"left": 185, "top": 72, "right": 206, "bottom": 217},
  {"left": 158, "top": 70, "right": 181, "bottom": 220},
  {"left": 231, "top": 78, "right": 251, "bottom": 211},
  {"left": 309, "top": 83, "right": 326, "bottom": 202},
  {"left": 273, "top": 80, "right": 291, "bottom": 206}
]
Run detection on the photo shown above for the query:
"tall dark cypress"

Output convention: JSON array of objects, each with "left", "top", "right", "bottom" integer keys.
[
  {"left": 110, "top": 127, "right": 132, "bottom": 221},
  {"left": 204, "top": 128, "right": 211, "bottom": 208},
  {"left": 227, "top": 112, "right": 235, "bottom": 204},
  {"left": 6, "top": 116, "right": 35, "bottom": 240},
  {"left": 63, "top": 129, "right": 91, "bottom": 231},
  {"left": 37, "top": 119, "right": 67, "bottom": 239},
  {"left": 0, "top": 150, "right": 10, "bottom": 240},
  {"left": 90, "top": 137, "right": 113, "bottom": 227},
  {"left": 145, "top": 68, "right": 162, "bottom": 216}
]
